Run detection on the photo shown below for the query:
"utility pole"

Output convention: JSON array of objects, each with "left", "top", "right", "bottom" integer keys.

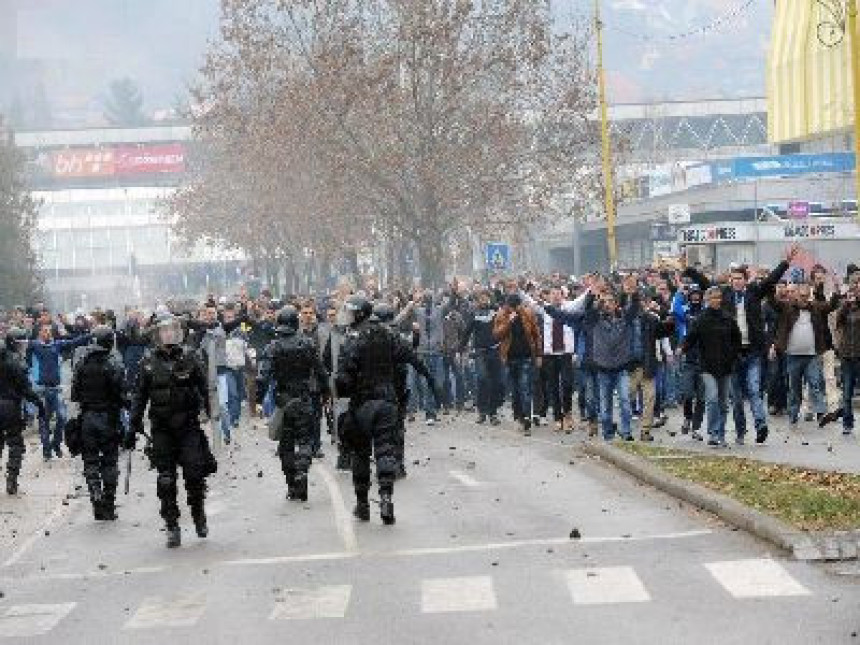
[
  {"left": 595, "top": 0, "right": 617, "bottom": 267},
  {"left": 849, "top": 0, "right": 860, "bottom": 216}
]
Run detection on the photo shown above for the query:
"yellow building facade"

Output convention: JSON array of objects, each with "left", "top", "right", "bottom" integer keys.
[{"left": 767, "top": 0, "right": 857, "bottom": 143}]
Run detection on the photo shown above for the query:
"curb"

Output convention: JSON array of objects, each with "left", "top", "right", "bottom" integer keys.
[{"left": 582, "top": 441, "right": 860, "bottom": 561}]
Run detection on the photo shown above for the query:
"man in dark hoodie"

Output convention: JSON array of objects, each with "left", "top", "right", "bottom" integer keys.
[
  {"left": 461, "top": 289, "right": 503, "bottom": 425},
  {"left": 682, "top": 287, "right": 742, "bottom": 447}
]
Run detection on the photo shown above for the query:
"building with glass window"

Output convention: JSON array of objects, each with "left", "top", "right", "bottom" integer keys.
[{"left": 14, "top": 125, "right": 244, "bottom": 311}]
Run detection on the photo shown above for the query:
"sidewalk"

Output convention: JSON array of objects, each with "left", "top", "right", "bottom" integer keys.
[{"left": 651, "top": 409, "right": 860, "bottom": 475}]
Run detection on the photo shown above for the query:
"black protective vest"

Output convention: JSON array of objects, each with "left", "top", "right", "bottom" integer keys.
[
  {"left": 0, "top": 352, "right": 25, "bottom": 403},
  {"left": 148, "top": 348, "right": 202, "bottom": 419},
  {"left": 355, "top": 323, "right": 396, "bottom": 392},
  {"left": 271, "top": 334, "right": 316, "bottom": 397},
  {"left": 73, "top": 349, "right": 121, "bottom": 410}
]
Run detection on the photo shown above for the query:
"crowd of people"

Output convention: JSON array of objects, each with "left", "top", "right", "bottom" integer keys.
[{"left": 0, "top": 243, "right": 858, "bottom": 544}]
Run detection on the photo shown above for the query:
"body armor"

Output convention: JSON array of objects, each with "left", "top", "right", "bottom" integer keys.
[{"left": 72, "top": 348, "right": 124, "bottom": 411}]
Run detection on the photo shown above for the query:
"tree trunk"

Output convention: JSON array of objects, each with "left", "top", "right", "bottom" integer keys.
[{"left": 417, "top": 229, "right": 445, "bottom": 289}]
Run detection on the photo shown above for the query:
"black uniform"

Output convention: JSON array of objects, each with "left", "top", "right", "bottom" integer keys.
[
  {"left": 71, "top": 345, "right": 127, "bottom": 519},
  {"left": 260, "top": 330, "right": 329, "bottom": 501},
  {"left": 336, "top": 319, "right": 437, "bottom": 524},
  {"left": 130, "top": 345, "right": 214, "bottom": 543},
  {"left": 0, "top": 348, "right": 43, "bottom": 494}
]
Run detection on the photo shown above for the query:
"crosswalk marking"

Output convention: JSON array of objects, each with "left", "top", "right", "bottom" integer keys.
[
  {"left": 705, "top": 559, "right": 811, "bottom": 599},
  {"left": 564, "top": 566, "right": 651, "bottom": 605},
  {"left": 421, "top": 576, "right": 498, "bottom": 613},
  {"left": 270, "top": 585, "right": 352, "bottom": 620},
  {"left": 124, "top": 593, "right": 207, "bottom": 629},
  {"left": 0, "top": 603, "right": 76, "bottom": 638},
  {"left": 449, "top": 470, "right": 481, "bottom": 487}
]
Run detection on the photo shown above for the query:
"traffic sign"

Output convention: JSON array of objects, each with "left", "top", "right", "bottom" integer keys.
[{"left": 485, "top": 243, "right": 510, "bottom": 271}]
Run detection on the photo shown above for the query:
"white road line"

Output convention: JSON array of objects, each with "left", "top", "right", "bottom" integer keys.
[
  {"left": 2, "top": 498, "right": 81, "bottom": 568},
  {"left": 223, "top": 551, "right": 357, "bottom": 567},
  {"left": 0, "top": 603, "right": 76, "bottom": 638},
  {"left": 705, "top": 559, "right": 811, "bottom": 598},
  {"left": 421, "top": 576, "right": 497, "bottom": 613},
  {"left": 449, "top": 470, "right": 480, "bottom": 487},
  {"left": 10, "top": 565, "right": 168, "bottom": 583},
  {"left": 565, "top": 566, "right": 651, "bottom": 605},
  {"left": 124, "top": 592, "right": 207, "bottom": 630},
  {"left": 269, "top": 585, "right": 352, "bottom": 620},
  {"left": 385, "top": 529, "right": 713, "bottom": 558},
  {"left": 316, "top": 464, "right": 359, "bottom": 554}
]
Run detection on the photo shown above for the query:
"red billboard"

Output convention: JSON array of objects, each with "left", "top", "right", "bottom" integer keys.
[
  {"left": 49, "top": 143, "right": 186, "bottom": 178},
  {"left": 115, "top": 143, "right": 186, "bottom": 174},
  {"left": 52, "top": 149, "right": 116, "bottom": 178}
]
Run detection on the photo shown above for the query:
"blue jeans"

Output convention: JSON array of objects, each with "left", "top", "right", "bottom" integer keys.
[
  {"left": 417, "top": 353, "right": 445, "bottom": 418},
  {"left": 218, "top": 367, "right": 244, "bottom": 427},
  {"left": 506, "top": 359, "right": 534, "bottom": 421},
  {"left": 36, "top": 386, "right": 67, "bottom": 454},
  {"left": 597, "top": 368, "right": 631, "bottom": 439},
  {"left": 702, "top": 373, "right": 731, "bottom": 441},
  {"left": 581, "top": 365, "right": 599, "bottom": 421},
  {"left": 731, "top": 352, "right": 767, "bottom": 435},
  {"left": 842, "top": 358, "right": 860, "bottom": 432},
  {"left": 262, "top": 383, "right": 276, "bottom": 418},
  {"left": 786, "top": 355, "right": 825, "bottom": 422},
  {"left": 442, "top": 354, "right": 465, "bottom": 408}
]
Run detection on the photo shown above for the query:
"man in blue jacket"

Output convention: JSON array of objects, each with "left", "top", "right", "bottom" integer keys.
[{"left": 27, "top": 324, "right": 91, "bottom": 460}]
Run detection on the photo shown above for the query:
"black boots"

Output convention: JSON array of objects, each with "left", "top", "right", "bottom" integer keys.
[
  {"left": 353, "top": 490, "right": 370, "bottom": 521},
  {"left": 89, "top": 482, "right": 105, "bottom": 520},
  {"left": 166, "top": 524, "right": 182, "bottom": 548},
  {"left": 336, "top": 453, "right": 352, "bottom": 471},
  {"left": 288, "top": 474, "right": 308, "bottom": 502},
  {"left": 380, "top": 491, "right": 395, "bottom": 525},
  {"left": 6, "top": 476, "right": 17, "bottom": 496},
  {"left": 192, "top": 508, "right": 208, "bottom": 539}
]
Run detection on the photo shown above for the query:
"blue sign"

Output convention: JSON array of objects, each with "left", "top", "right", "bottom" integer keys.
[
  {"left": 485, "top": 243, "right": 510, "bottom": 271},
  {"left": 711, "top": 152, "right": 855, "bottom": 182}
]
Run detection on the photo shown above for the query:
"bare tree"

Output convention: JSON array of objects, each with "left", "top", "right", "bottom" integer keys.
[{"left": 171, "top": 0, "right": 598, "bottom": 286}]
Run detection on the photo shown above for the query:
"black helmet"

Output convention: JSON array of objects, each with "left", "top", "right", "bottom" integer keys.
[
  {"left": 4, "top": 327, "right": 27, "bottom": 352},
  {"left": 276, "top": 305, "right": 299, "bottom": 333},
  {"left": 92, "top": 325, "right": 115, "bottom": 350},
  {"left": 154, "top": 314, "right": 184, "bottom": 347},
  {"left": 372, "top": 302, "right": 396, "bottom": 324},
  {"left": 344, "top": 295, "right": 372, "bottom": 327}
]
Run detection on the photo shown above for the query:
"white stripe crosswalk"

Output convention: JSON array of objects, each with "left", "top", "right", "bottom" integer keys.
[
  {"left": 0, "top": 603, "right": 76, "bottom": 638},
  {"left": 0, "top": 559, "right": 815, "bottom": 637},
  {"left": 564, "top": 566, "right": 651, "bottom": 605},
  {"left": 705, "top": 559, "right": 811, "bottom": 599},
  {"left": 124, "top": 593, "right": 207, "bottom": 630},
  {"left": 270, "top": 585, "right": 352, "bottom": 620},
  {"left": 421, "top": 576, "right": 498, "bottom": 613}
]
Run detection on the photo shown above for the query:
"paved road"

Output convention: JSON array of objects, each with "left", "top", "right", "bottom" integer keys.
[{"left": 0, "top": 414, "right": 857, "bottom": 644}]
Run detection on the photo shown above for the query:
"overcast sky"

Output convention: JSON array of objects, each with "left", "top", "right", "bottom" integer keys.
[{"left": 10, "top": 0, "right": 772, "bottom": 113}]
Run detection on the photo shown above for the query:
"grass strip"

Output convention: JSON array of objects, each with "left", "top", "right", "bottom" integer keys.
[{"left": 615, "top": 443, "right": 860, "bottom": 531}]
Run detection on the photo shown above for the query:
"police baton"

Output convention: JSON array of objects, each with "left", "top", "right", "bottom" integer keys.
[{"left": 124, "top": 448, "right": 133, "bottom": 496}]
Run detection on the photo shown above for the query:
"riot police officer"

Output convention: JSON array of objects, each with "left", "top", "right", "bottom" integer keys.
[
  {"left": 336, "top": 296, "right": 440, "bottom": 525},
  {"left": 0, "top": 329, "right": 45, "bottom": 495},
  {"left": 372, "top": 302, "right": 410, "bottom": 479},
  {"left": 71, "top": 325, "right": 127, "bottom": 520},
  {"left": 259, "top": 306, "right": 329, "bottom": 502},
  {"left": 128, "top": 315, "right": 215, "bottom": 548}
]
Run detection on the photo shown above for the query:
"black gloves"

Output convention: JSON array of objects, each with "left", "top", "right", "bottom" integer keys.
[{"left": 122, "top": 428, "right": 138, "bottom": 450}]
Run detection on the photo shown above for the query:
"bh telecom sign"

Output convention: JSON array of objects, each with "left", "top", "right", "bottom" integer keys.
[{"left": 485, "top": 243, "right": 510, "bottom": 271}]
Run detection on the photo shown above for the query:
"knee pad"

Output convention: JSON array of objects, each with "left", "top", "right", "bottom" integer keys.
[
  {"left": 103, "top": 465, "right": 120, "bottom": 488},
  {"left": 376, "top": 454, "right": 398, "bottom": 480},
  {"left": 156, "top": 473, "right": 178, "bottom": 499}
]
